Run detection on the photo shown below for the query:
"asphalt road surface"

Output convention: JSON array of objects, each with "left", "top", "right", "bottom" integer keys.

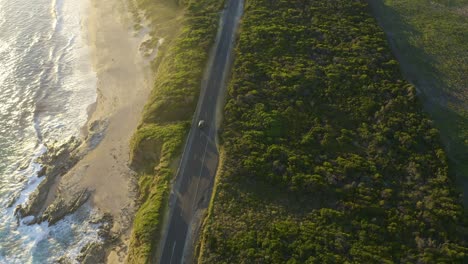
[{"left": 158, "top": 1, "right": 243, "bottom": 263}]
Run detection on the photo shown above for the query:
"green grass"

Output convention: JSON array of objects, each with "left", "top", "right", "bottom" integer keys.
[
  {"left": 128, "top": 123, "right": 187, "bottom": 263},
  {"left": 126, "top": 0, "right": 224, "bottom": 263},
  {"left": 368, "top": 0, "right": 468, "bottom": 191}
]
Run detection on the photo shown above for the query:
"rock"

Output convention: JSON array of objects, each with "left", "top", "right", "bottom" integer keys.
[
  {"left": 41, "top": 189, "right": 91, "bottom": 225},
  {"left": 16, "top": 137, "right": 82, "bottom": 224},
  {"left": 97, "top": 213, "right": 115, "bottom": 242},
  {"left": 16, "top": 175, "right": 54, "bottom": 218},
  {"left": 77, "top": 242, "right": 105, "bottom": 264},
  {"left": 37, "top": 166, "right": 47, "bottom": 177},
  {"left": 85, "top": 119, "right": 108, "bottom": 150},
  {"left": 76, "top": 213, "right": 114, "bottom": 264},
  {"left": 56, "top": 256, "right": 74, "bottom": 264}
]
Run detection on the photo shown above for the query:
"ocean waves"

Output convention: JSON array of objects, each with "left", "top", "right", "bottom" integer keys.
[{"left": 0, "top": 0, "right": 99, "bottom": 262}]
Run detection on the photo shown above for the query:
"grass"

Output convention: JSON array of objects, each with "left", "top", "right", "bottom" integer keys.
[
  {"left": 368, "top": 0, "right": 468, "bottom": 195},
  {"left": 128, "top": 123, "right": 187, "bottom": 263},
  {"left": 125, "top": 0, "right": 224, "bottom": 263}
]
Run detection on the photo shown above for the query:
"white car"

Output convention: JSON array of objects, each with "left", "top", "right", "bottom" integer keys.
[{"left": 198, "top": 120, "right": 206, "bottom": 129}]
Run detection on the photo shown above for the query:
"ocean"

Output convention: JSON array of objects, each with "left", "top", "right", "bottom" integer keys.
[{"left": 0, "top": 0, "right": 101, "bottom": 262}]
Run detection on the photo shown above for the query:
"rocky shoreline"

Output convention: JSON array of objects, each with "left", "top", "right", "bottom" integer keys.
[
  {"left": 4, "top": 0, "right": 154, "bottom": 261},
  {"left": 14, "top": 136, "right": 82, "bottom": 224},
  {"left": 14, "top": 117, "right": 110, "bottom": 225},
  {"left": 11, "top": 123, "right": 117, "bottom": 263},
  {"left": 58, "top": 213, "right": 115, "bottom": 264}
]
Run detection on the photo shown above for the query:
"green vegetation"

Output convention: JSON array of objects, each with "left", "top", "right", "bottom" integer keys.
[
  {"left": 368, "top": 0, "right": 468, "bottom": 192},
  {"left": 127, "top": 0, "right": 224, "bottom": 263},
  {"left": 128, "top": 123, "right": 187, "bottom": 263},
  {"left": 199, "top": 0, "right": 467, "bottom": 263}
]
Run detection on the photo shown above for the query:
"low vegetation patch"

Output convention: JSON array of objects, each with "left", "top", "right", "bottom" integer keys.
[
  {"left": 126, "top": 0, "right": 224, "bottom": 263},
  {"left": 199, "top": 0, "right": 467, "bottom": 263},
  {"left": 368, "top": 0, "right": 468, "bottom": 190}
]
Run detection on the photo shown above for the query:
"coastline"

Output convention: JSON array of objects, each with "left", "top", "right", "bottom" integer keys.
[
  {"left": 77, "top": 0, "right": 154, "bottom": 261},
  {"left": 15, "top": 0, "right": 154, "bottom": 262},
  {"left": 13, "top": 0, "right": 216, "bottom": 262}
]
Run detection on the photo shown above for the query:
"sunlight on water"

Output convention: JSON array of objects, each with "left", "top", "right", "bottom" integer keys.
[{"left": 0, "top": 0, "right": 99, "bottom": 262}]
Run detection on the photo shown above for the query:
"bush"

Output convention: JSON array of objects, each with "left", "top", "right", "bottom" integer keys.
[{"left": 198, "top": 0, "right": 467, "bottom": 263}]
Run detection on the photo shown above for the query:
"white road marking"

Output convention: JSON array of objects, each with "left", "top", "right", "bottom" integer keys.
[
  {"left": 191, "top": 130, "right": 211, "bottom": 212},
  {"left": 169, "top": 242, "right": 177, "bottom": 264}
]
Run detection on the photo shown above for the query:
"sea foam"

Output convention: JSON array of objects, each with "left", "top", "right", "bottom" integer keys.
[{"left": 0, "top": 0, "right": 101, "bottom": 262}]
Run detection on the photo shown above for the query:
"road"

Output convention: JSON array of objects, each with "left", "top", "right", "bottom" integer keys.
[{"left": 158, "top": 0, "right": 243, "bottom": 263}]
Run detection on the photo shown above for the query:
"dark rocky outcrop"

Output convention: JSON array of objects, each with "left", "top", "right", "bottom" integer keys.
[
  {"left": 77, "top": 213, "right": 115, "bottom": 264},
  {"left": 85, "top": 119, "right": 108, "bottom": 151},
  {"left": 77, "top": 242, "right": 106, "bottom": 264},
  {"left": 57, "top": 256, "right": 74, "bottom": 264},
  {"left": 14, "top": 137, "right": 81, "bottom": 224},
  {"left": 41, "top": 189, "right": 91, "bottom": 225}
]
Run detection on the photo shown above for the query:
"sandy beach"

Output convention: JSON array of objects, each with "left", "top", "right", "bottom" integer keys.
[
  {"left": 44, "top": 0, "right": 152, "bottom": 262},
  {"left": 83, "top": 0, "right": 148, "bottom": 225}
]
